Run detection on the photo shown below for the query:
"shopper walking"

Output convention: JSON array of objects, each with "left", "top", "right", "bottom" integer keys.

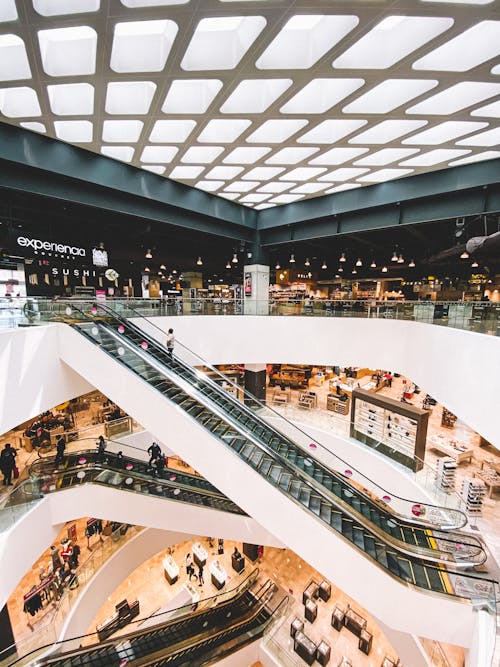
[
  {"left": 54, "top": 435, "right": 66, "bottom": 466},
  {"left": 186, "top": 553, "right": 196, "bottom": 581},
  {"left": 147, "top": 442, "right": 161, "bottom": 467},
  {"left": 198, "top": 563, "right": 204, "bottom": 587},
  {"left": 155, "top": 453, "right": 166, "bottom": 478},
  {"left": 96, "top": 435, "right": 107, "bottom": 463},
  {"left": 166, "top": 328, "right": 175, "bottom": 358},
  {"left": 0, "top": 443, "right": 17, "bottom": 486}
]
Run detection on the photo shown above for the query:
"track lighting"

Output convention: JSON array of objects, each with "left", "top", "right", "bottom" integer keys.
[
  {"left": 460, "top": 251, "right": 469, "bottom": 259},
  {"left": 321, "top": 260, "right": 327, "bottom": 270},
  {"left": 409, "top": 259, "right": 415, "bottom": 267},
  {"left": 397, "top": 254, "right": 404, "bottom": 264},
  {"left": 226, "top": 261, "right": 231, "bottom": 269},
  {"left": 356, "top": 258, "right": 362, "bottom": 267},
  {"left": 382, "top": 266, "right": 388, "bottom": 273},
  {"left": 339, "top": 252, "right": 346, "bottom": 262},
  {"left": 232, "top": 253, "right": 238, "bottom": 264},
  {"left": 289, "top": 253, "right": 295, "bottom": 263},
  {"left": 391, "top": 251, "right": 398, "bottom": 262},
  {"left": 160, "top": 264, "right": 166, "bottom": 271},
  {"left": 370, "top": 260, "right": 376, "bottom": 268},
  {"left": 196, "top": 257, "right": 203, "bottom": 266},
  {"left": 305, "top": 258, "right": 310, "bottom": 266},
  {"left": 145, "top": 249, "right": 152, "bottom": 259}
]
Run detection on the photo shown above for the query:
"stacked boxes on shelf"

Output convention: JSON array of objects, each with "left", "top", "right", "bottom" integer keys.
[
  {"left": 436, "top": 456, "right": 457, "bottom": 493},
  {"left": 461, "top": 478, "right": 487, "bottom": 515}
]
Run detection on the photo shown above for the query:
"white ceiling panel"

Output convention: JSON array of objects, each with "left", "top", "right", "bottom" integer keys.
[
  {"left": 269, "top": 194, "right": 305, "bottom": 204},
  {"left": 224, "top": 180, "right": 260, "bottom": 192},
  {"left": 1, "top": 0, "right": 498, "bottom": 208}
]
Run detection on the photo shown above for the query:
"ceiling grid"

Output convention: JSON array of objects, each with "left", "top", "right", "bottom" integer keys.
[{"left": 0, "top": 0, "right": 499, "bottom": 211}]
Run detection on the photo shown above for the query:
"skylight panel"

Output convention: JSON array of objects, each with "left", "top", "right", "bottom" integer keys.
[
  {"left": 413, "top": 21, "right": 500, "bottom": 72},
  {"left": 169, "top": 166, "right": 204, "bottom": 179},
  {"left": 33, "top": 1, "right": 100, "bottom": 16},
  {"left": 243, "top": 167, "right": 284, "bottom": 180},
  {"left": 269, "top": 194, "right": 304, "bottom": 204},
  {"left": 266, "top": 147, "right": 319, "bottom": 164},
  {"left": 220, "top": 79, "right": 292, "bottom": 113},
  {"left": 348, "top": 120, "right": 427, "bottom": 144},
  {"left": 196, "top": 180, "right": 224, "bottom": 192},
  {"left": 47, "top": 83, "right": 94, "bottom": 115},
  {"left": 246, "top": 119, "right": 308, "bottom": 143},
  {"left": 278, "top": 167, "right": 326, "bottom": 181},
  {"left": 318, "top": 168, "right": 369, "bottom": 182},
  {"left": 142, "top": 165, "right": 166, "bottom": 174},
  {"left": 399, "top": 149, "right": 470, "bottom": 166},
  {"left": 181, "top": 16, "right": 266, "bottom": 70},
  {"left": 492, "top": 64, "right": 500, "bottom": 74},
  {"left": 344, "top": 79, "right": 438, "bottom": 114},
  {"left": 141, "top": 145, "right": 179, "bottom": 162},
  {"left": 298, "top": 120, "right": 367, "bottom": 144},
  {"left": 257, "top": 181, "right": 296, "bottom": 193},
  {"left": 402, "top": 121, "right": 488, "bottom": 145},
  {"left": 354, "top": 148, "right": 420, "bottom": 166},
  {"left": 291, "top": 183, "right": 330, "bottom": 194},
  {"left": 197, "top": 119, "right": 251, "bottom": 143},
  {"left": 420, "top": 1, "right": 495, "bottom": 4},
  {"left": 448, "top": 151, "right": 500, "bottom": 166},
  {"left": 162, "top": 79, "right": 222, "bottom": 114},
  {"left": 38, "top": 26, "right": 97, "bottom": 76},
  {"left": 254, "top": 203, "right": 276, "bottom": 210},
  {"left": 406, "top": 82, "right": 500, "bottom": 115},
  {"left": 224, "top": 181, "right": 260, "bottom": 193},
  {"left": 205, "top": 166, "right": 243, "bottom": 179},
  {"left": 309, "top": 147, "right": 368, "bottom": 165},
  {"left": 0, "top": 87, "right": 41, "bottom": 117},
  {"left": 357, "top": 169, "right": 414, "bottom": 182},
  {"left": 325, "top": 183, "right": 361, "bottom": 194},
  {"left": 239, "top": 194, "right": 271, "bottom": 204},
  {"left": 181, "top": 146, "right": 224, "bottom": 163},
  {"left": 456, "top": 127, "right": 500, "bottom": 146},
  {"left": 111, "top": 20, "right": 178, "bottom": 73},
  {"left": 101, "top": 146, "right": 135, "bottom": 162},
  {"left": 121, "top": 0, "right": 189, "bottom": 6},
  {"left": 280, "top": 79, "right": 364, "bottom": 113},
  {"left": 106, "top": 81, "right": 156, "bottom": 115},
  {"left": 54, "top": 120, "right": 93, "bottom": 142},
  {"left": 149, "top": 119, "right": 196, "bottom": 143},
  {"left": 471, "top": 101, "right": 500, "bottom": 118},
  {"left": 20, "top": 122, "right": 46, "bottom": 133},
  {"left": 0, "top": 1, "right": 17, "bottom": 22},
  {"left": 223, "top": 146, "right": 271, "bottom": 163},
  {"left": 333, "top": 16, "right": 453, "bottom": 70},
  {"left": 218, "top": 192, "right": 240, "bottom": 201},
  {"left": 102, "top": 120, "right": 144, "bottom": 142},
  {"left": 0, "top": 35, "right": 31, "bottom": 81},
  {"left": 256, "top": 15, "right": 359, "bottom": 69}
]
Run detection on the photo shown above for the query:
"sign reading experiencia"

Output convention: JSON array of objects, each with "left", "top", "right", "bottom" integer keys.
[{"left": 16, "top": 235, "right": 86, "bottom": 257}]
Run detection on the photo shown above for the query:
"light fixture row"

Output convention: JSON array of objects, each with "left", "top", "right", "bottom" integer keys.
[{"left": 277, "top": 253, "right": 416, "bottom": 270}]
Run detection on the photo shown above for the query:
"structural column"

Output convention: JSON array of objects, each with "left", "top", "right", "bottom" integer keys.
[
  {"left": 242, "top": 264, "right": 269, "bottom": 315},
  {"left": 244, "top": 363, "right": 267, "bottom": 404}
]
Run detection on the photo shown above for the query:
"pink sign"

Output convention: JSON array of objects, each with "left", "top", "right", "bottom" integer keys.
[
  {"left": 118, "top": 325, "right": 125, "bottom": 334},
  {"left": 411, "top": 503, "right": 422, "bottom": 517},
  {"left": 78, "top": 457, "right": 87, "bottom": 465},
  {"left": 309, "top": 443, "right": 317, "bottom": 450},
  {"left": 344, "top": 469, "right": 353, "bottom": 477},
  {"left": 140, "top": 341, "right": 148, "bottom": 350},
  {"left": 126, "top": 463, "right": 133, "bottom": 471},
  {"left": 382, "top": 495, "right": 391, "bottom": 503}
]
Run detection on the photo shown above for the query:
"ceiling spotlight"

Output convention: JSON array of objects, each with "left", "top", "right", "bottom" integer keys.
[
  {"left": 471, "top": 261, "right": 479, "bottom": 268},
  {"left": 460, "top": 251, "right": 469, "bottom": 259},
  {"left": 335, "top": 274, "right": 340, "bottom": 278},
  {"left": 145, "top": 249, "right": 152, "bottom": 259},
  {"left": 275, "top": 261, "right": 281, "bottom": 270},
  {"left": 391, "top": 251, "right": 398, "bottom": 262},
  {"left": 352, "top": 268, "right": 357, "bottom": 274},
  {"left": 144, "top": 267, "right": 150, "bottom": 273},
  {"left": 397, "top": 254, "right": 404, "bottom": 264},
  {"left": 305, "top": 258, "right": 310, "bottom": 266},
  {"left": 226, "top": 261, "right": 231, "bottom": 269},
  {"left": 172, "top": 269, "right": 177, "bottom": 274},
  {"left": 338, "top": 266, "right": 343, "bottom": 273},
  {"left": 339, "top": 252, "right": 346, "bottom": 262},
  {"left": 370, "top": 260, "right": 376, "bottom": 268},
  {"left": 321, "top": 260, "right": 327, "bottom": 270},
  {"left": 232, "top": 253, "right": 238, "bottom": 264},
  {"left": 289, "top": 253, "right": 295, "bottom": 263},
  {"left": 382, "top": 266, "right": 388, "bottom": 273},
  {"left": 355, "top": 258, "right": 362, "bottom": 267},
  {"left": 409, "top": 259, "right": 415, "bottom": 267},
  {"left": 160, "top": 264, "right": 166, "bottom": 271},
  {"left": 196, "top": 257, "right": 203, "bottom": 266}
]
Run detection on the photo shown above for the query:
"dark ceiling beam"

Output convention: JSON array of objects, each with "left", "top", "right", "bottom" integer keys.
[{"left": 0, "top": 123, "right": 255, "bottom": 238}]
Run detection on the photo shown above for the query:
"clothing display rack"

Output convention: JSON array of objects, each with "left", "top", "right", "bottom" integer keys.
[{"left": 436, "top": 457, "right": 457, "bottom": 493}]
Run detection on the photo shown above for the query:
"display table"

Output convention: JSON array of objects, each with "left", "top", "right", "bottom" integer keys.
[
  {"left": 192, "top": 541, "right": 208, "bottom": 567},
  {"left": 302, "top": 581, "right": 319, "bottom": 605},
  {"left": 293, "top": 630, "right": 317, "bottom": 665},
  {"left": 231, "top": 552, "right": 245, "bottom": 573},
  {"left": 304, "top": 599, "right": 317, "bottom": 623},
  {"left": 162, "top": 556, "right": 179, "bottom": 585},
  {"left": 183, "top": 581, "right": 199, "bottom": 603},
  {"left": 473, "top": 470, "right": 500, "bottom": 498},
  {"left": 316, "top": 640, "right": 331, "bottom": 666},
  {"left": 290, "top": 617, "right": 304, "bottom": 638},
  {"left": 344, "top": 606, "right": 367, "bottom": 637},
  {"left": 428, "top": 435, "right": 474, "bottom": 464},
  {"left": 319, "top": 580, "right": 331, "bottom": 601},
  {"left": 331, "top": 606, "right": 344, "bottom": 631},
  {"left": 210, "top": 560, "right": 226, "bottom": 589}
]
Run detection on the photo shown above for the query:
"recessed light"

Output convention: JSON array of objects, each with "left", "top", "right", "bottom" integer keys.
[
  {"left": 0, "top": 0, "right": 17, "bottom": 22},
  {"left": 357, "top": 168, "right": 414, "bottom": 182},
  {"left": 20, "top": 122, "right": 46, "bottom": 133},
  {"left": 198, "top": 118, "right": 251, "bottom": 143},
  {"left": 280, "top": 78, "right": 364, "bottom": 114},
  {"left": 309, "top": 147, "right": 369, "bottom": 166},
  {"left": 402, "top": 121, "right": 488, "bottom": 145},
  {"left": 224, "top": 181, "right": 260, "bottom": 193},
  {"left": 111, "top": 20, "right": 178, "bottom": 73},
  {"left": 471, "top": 100, "right": 500, "bottom": 118},
  {"left": 456, "top": 127, "right": 500, "bottom": 147},
  {"left": 0, "top": 87, "right": 41, "bottom": 117},
  {"left": 399, "top": 149, "right": 470, "bottom": 166},
  {"left": 278, "top": 167, "right": 326, "bottom": 181},
  {"left": 169, "top": 166, "right": 204, "bottom": 179},
  {"left": 223, "top": 146, "right": 271, "bottom": 164},
  {"left": 324, "top": 184, "right": 361, "bottom": 194},
  {"left": 355, "top": 148, "right": 420, "bottom": 166},
  {"left": 0, "top": 34, "right": 31, "bottom": 81},
  {"left": 205, "top": 166, "right": 244, "bottom": 179},
  {"left": 101, "top": 145, "right": 135, "bottom": 162},
  {"left": 103, "top": 119, "right": 144, "bottom": 142},
  {"left": 406, "top": 82, "right": 500, "bottom": 115},
  {"left": 38, "top": 26, "right": 97, "bottom": 76},
  {"left": 105, "top": 81, "right": 157, "bottom": 115},
  {"left": 149, "top": 119, "right": 196, "bottom": 143},
  {"left": 269, "top": 194, "right": 305, "bottom": 204},
  {"left": 349, "top": 120, "right": 427, "bottom": 144},
  {"left": 298, "top": 119, "right": 367, "bottom": 144},
  {"left": 243, "top": 167, "right": 284, "bottom": 180},
  {"left": 140, "top": 145, "right": 179, "bottom": 163},
  {"left": 291, "top": 183, "right": 329, "bottom": 194},
  {"left": 246, "top": 119, "right": 308, "bottom": 143},
  {"left": 54, "top": 120, "right": 93, "bottom": 142},
  {"left": 257, "top": 182, "right": 296, "bottom": 194},
  {"left": 121, "top": 0, "right": 189, "bottom": 6},
  {"left": 34, "top": 0, "right": 100, "bottom": 16},
  {"left": 343, "top": 79, "right": 438, "bottom": 113},
  {"left": 142, "top": 165, "right": 166, "bottom": 175},
  {"left": 318, "top": 168, "right": 369, "bottom": 182},
  {"left": 266, "top": 147, "right": 320, "bottom": 165},
  {"left": 181, "top": 146, "right": 224, "bottom": 163},
  {"left": 47, "top": 83, "right": 94, "bottom": 115},
  {"left": 448, "top": 151, "right": 500, "bottom": 166},
  {"left": 220, "top": 78, "right": 292, "bottom": 113},
  {"left": 195, "top": 180, "right": 224, "bottom": 192}
]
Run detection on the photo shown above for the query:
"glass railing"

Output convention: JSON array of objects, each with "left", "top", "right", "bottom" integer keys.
[
  {"left": 1, "top": 297, "right": 499, "bottom": 337},
  {"left": 52, "top": 301, "right": 500, "bottom": 604}
]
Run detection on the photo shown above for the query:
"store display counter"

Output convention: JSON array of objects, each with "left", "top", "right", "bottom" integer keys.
[
  {"left": 162, "top": 555, "right": 179, "bottom": 585},
  {"left": 428, "top": 435, "right": 474, "bottom": 464},
  {"left": 210, "top": 560, "right": 226, "bottom": 590},
  {"left": 473, "top": 470, "right": 500, "bottom": 498},
  {"left": 293, "top": 630, "right": 317, "bottom": 665},
  {"left": 192, "top": 541, "right": 208, "bottom": 567},
  {"left": 182, "top": 581, "right": 199, "bottom": 604}
]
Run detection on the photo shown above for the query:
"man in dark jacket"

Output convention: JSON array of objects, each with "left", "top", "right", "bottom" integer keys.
[
  {"left": 54, "top": 435, "right": 66, "bottom": 466},
  {"left": 147, "top": 442, "right": 161, "bottom": 466},
  {"left": 0, "top": 443, "right": 17, "bottom": 486}
]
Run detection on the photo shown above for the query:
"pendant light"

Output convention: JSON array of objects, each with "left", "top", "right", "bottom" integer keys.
[
  {"left": 275, "top": 261, "right": 281, "bottom": 270},
  {"left": 391, "top": 251, "right": 398, "bottom": 262},
  {"left": 304, "top": 257, "right": 310, "bottom": 267},
  {"left": 397, "top": 254, "right": 404, "bottom": 264},
  {"left": 382, "top": 266, "right": 388, "bottom": 273},
  {"left": 196, "top": 257, "right": 203, "bottom": 266},
  {"left": 355, "top": 258, "right": 362, "bottom": 267},
  {"left": 471, "top": 260, "right": 479, "bottom": 268},
  {"left": 408, "top": 259, "right": 415, "bottom": 267},
  {"left": 352, "top": 268, "right": 357, "bottom": 275},
  {"left": 226, "top": 261, "right": 231, "bottom": 269},
  {"left": 460, "top": 251, "right": 469, "bottom": 259},
  {"left": 338, "top": 266, "right": 343, "bottom": 273},
  {"left": 145, "top": 249, "right": 152, "bottom": 259},
  {"left": 160, "top": 264, "right": 166, "bottom": 271},
  {"left": 144, "top": 267, "right": 150, "bottom": 273},
  {"left": 321, "top": 260, "right": 327, "bottom": 269},
  {"left": 232, "top": 253, "right": 238, "bottom": 264},
  {"left": 370, "top": 260, "right": 376, "bottom": 268},
  {"left": 339, "top": 252, "right": 346, "bottom": 262},
  {"left": 289, "top": 253, "right": 295, "bottom": 263},
  {"left": 172, "top": 269, "right": 177, "bottom": 274},
  {"left": 335, "top": 274, "right": 340, "bottom": 278}
]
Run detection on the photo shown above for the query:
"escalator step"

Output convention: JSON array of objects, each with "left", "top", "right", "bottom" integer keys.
[
  {"left": 319, "top": 502, "right": 331, "bottom": 523},
  {"left": 298, "top": 486, "right": 311, "bottom": 506},
  {"left": 396, "top": 557, "right": 414, "bottom": 584},
  {"left": 259, "top": 458, "right": 272, "bottom": 476},
  {"left": 249, "top": 450, "right": 264, "bottom": 467},
  {"left": 342, "top": 519, "right": 354, "bottom": 542},
  {"left": 321, "top": 476, "right": 332, "bottom": 491},
  {"left": 375, "top": 543, "right": 389, "bottom": 568},
  {"left": 402, "top": 526, "right": 418, "bottom": 545},
  {"left": 352, "top": 526, "right": 365, "bottom": 550},
  {"left": 289, "top": 480, "right": 301, "bottom": 499},
  {"left": 309, "top": 494, "right": 322, "bottom": 516},
  {"left": 269, "top": 465, "right": 283, "bottom": 483},
  {"left": 412, "top": 562, "right": 430, "bottom": 589},
  {"left": 241, "top": 444, "right": 255, "bottom": 460},
  {"left": 279, "top": 472, "right": 292, "bottom": 490},
  {"left": 426, "top": 567, "right": 445, "bottom": 592},
  {"left": 331, "top": 511, "right": 342, "bottom": 531},
  {"left": 363, "top": 534, "right": 377, "bottom": 559}
]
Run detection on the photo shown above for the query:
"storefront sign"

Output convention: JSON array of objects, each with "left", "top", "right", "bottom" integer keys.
[
  {"left": 16, "top": 235, "right": 86, "bottom": 258},
  {"left": 244, "top": 272, "right": 252, "bottom": 296}
]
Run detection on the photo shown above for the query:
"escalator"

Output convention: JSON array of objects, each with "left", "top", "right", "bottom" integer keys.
[
  {"left": 26, "top": 570, "right": 286, "bottom": 667},
  {"left": 55, "top": 303, "right": 497, "bottom": 604}
]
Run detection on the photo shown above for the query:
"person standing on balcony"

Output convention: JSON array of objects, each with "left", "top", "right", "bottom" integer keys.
[
  {"left": 166, "top": 328, "right": 175, "bottom": 358},
  {"left": 0, "top": 443, "right": 17, "bottom": 486}
]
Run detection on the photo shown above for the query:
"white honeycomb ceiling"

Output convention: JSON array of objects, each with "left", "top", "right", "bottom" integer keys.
[{"left": 0, "top": 0, "right": 499, "bottom": 211}]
